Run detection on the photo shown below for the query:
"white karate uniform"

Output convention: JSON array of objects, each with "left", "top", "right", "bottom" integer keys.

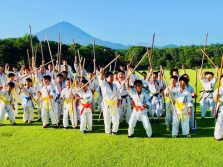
[
  {"left": 200, "top": 77, "right": 217, "bottom": 118},
  {"left": 114, "top": 80, "right": 131, "bottom": 124},
  {"left": 127, "top": 88, "right": 152, "bottom": 137},
  {"left": 214, "top": 87, "right": 223, "bottom": 140},
  {"left": 21, "top": 86, "right": 36, "bottom": 122},
  {"left": 0, "top": 90, "right": 15, "bottom": 125},
  {"left": 41, "top": 85, "right": 58, "bottom": 126},
  {"left": 61, "top": 87, "right": 77, "bottom": 128},
  {"left": 53, "top": 80, "right": 66, "bottom": 120},
  {"left": 148, "top": 79, "right": 163, "bottom": 119},
  {"left": 171, "top": 88, "right": 193, "bottom": 136},
  {"left": 98, "top": 78, "right": 121, "bottom": 134},
  {"left": 77, "top": 89, "right": 93, "bottom": 131}
]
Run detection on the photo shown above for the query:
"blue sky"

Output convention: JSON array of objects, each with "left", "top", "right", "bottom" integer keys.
[{"left": 0, "top": 0, "right": 222, "bottom": 46}]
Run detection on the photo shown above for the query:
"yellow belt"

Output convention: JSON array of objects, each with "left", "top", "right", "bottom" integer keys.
[
  {"left": 42, "top": 97, "right": 53, "bottom": 112},
  {"left": 103, "top": 99, "right": 116, "bottom": 106},
  {"left": 64, "top": 98, "right": 75, "bottom": 113},
  {"left": 175, "top": 101, "right": 186, "bottom": 121}
]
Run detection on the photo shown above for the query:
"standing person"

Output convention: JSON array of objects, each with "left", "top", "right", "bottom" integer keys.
[
  {"left": 164, "top": 75, "right": 178, "bottom": 130},
  {"left": 171, "top": 76, "right": 193, "bottom": 138},
  {"left": 148, "top": 70, "right": 164, "bottom": 122},
  {"left": 76, "top": 79, "right": 93, "bottom": 134},
  {"left": 40, "top": 75, "right": 59, "bottom": 128},
  {"left": 200, "top": 69, "right": 218, "bottom": 119},
  {"left": 61, "top": 78, "right": 77, "bottom": 129},
  {"left": 98, "top": 68, "right": 121, "bottom": 135},
  {"left": 214, "top": 75, "right": 223, "bottom": 140},
  {"left": 126, "top": 77, "right": 152, "bottom": 138},
  {"left": 114, "top": 70, "right": 131, "bottom": 125},
  {"left": 18, "top": 78, "right": 36, "bottom": 124},
  {"left": 0, "top": 82, "right": 16, "bottom": 126}
]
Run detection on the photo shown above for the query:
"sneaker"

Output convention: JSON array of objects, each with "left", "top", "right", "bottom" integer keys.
[
  {"left": 37, "top": 118, "right": 41, "bottom": 122},
  {"left": 24, "top": 120, "right": 28, "bottom": 123},
  {"left": 12, "top": 122, "right": 16, "bottom": 126},
  {"left": 64, "top": 127, "right": 68, "bottom": 129},
  {"left": 82, "top": 130, "right": 87, "bottom": 134},
  {"left": 172, "top": 135, "right": 177, "bottom": 138},
  {"left": 28, "top": 121, "right": 32, "bottom": 124}
]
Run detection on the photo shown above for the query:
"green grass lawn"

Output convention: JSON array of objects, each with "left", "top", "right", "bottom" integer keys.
[{"left": 0, "top": 69, "right": 222, "bottom": 167}]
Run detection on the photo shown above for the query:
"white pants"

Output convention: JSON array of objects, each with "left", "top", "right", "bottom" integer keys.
[
  {"left": 63, "top": 104, "right": 77, "bottom": 128},
  {"left": 80, "top": 112, "right": 92, "bottom": 131},
  {"left": 214, "top": 110, "right": 223, "bottom": 140},
  {"left": 118, "top": 97, "right": 131, "bottom": 124},
  {"left": 41, "top": 103, "right": 58, "bottom": 126},
  {"left": 103, "top": 106, "right": 119, "bottom": 133},
  {"left": 23, "top": 106, "right": 34, "bottom": 122},
  {"left": 128, "top": 110, "right": 152, "bottom": 137},
  {"left": 0, "top": 105, "right": 15, "bottom": 124},
  {"left": 200, "top": 97, "right": 215, "bottom": 117},
  {"left": 55, "top": 100, "right": 63, "bottom": 121},
  {"left": 165, "top": 101, "right": 173, "bottom": 128},
  {"left": 172, "top": 112, "right": 190, "bottom": 136},
  {"left": 150, "top": 96, "right": 163, "bottom": 118},
  {"left": 189, "top": 106, "right": 197, "bottom": 129}
]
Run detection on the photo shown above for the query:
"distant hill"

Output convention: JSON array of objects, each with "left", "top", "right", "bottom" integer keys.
[{"left": 35, "top": 21, "right": 127, "bottom": 49}]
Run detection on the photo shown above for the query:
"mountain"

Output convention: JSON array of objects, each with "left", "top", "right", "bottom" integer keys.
[{"left": 35, "top": 21, "right": 127, "bottom": 49}]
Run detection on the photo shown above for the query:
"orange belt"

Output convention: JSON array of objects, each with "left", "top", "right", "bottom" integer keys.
[
  {"left": 80, "top": 103, "right": 91, "bottom": 115},
  {"left": 132, "top": 100, "right": 144, "bottom": 111}
]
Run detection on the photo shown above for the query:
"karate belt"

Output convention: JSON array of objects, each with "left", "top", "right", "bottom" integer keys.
[
  {"left": 175, "top": 101, "right": 186, "bottom": 121},
  {"left": 42, "top": 96, "right": 54, "bottom": 112},
  {"left": 103, "top": 99, "right": 117, "bottom": 115},
  {"left": 64, "top": 98, "right": 75, "bottom": 114},
  {"left": 80, "top": 103, "right": 91, "bottom": 115},
  {"left": 0, "top": 95, "right": 11, "bottom": 105},
  {"left": 24, "top": 96, "right": 34, "bottom": 108},
  {"left": 132, "top": 100, "right": 144, "bottom": 112}
]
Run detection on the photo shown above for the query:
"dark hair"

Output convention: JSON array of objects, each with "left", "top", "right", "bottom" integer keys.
[
  {"left": 56, "top": 74, "right": 63, "bottom": 78},
  {"left": 179, "top": 76, "right": 189, "bottom": 83},
  {"left": 105, "top": 72, "right": 113, "bottom": 78},
  {"left": 141, "top": 71, "right": 147, "bottom": 75},
  {"left": 8, "top": 82, "right": 15, "bottom": 88},
  {"left": 25, "top": 78, "right": 33, "bottom": 83},
  {"left": 153, "top": 71, "right": 158, "bottom": 76},
  {"left": 204, "top": 71, "right": 214, "bottom": 76},
  {"left": 134, "top": 79, "right": 143, "bottom": 86},
  {"left": 170, "top": 68, "right": 179, "bottom": 76},
  {"left": 43, "top": 75, "right": 51, "bottom": 81},
  {"left": 81, "top": 79, "right": 88, "bottom": 85},
  {"left": 170, "top": 75, "right": 178, "bottom": 81},
  {"left": 7, "top": 73, "right": 15, "bottom": 78},
  {"left": 66, "top": 78, "right": 73, "bottom": 82}
]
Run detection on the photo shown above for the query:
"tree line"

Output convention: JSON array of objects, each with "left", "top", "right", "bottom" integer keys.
[{"left": 0, "top": 35, "right": 222, "bottom": 71}]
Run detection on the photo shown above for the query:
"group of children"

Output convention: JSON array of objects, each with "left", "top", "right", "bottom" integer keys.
[{"left": 0, "top": 58, "right": 223, "bottom": 140}]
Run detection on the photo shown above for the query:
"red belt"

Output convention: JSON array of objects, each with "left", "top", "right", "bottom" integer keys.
[
  {"left": 132, "top": 100, "right": 144, "bottom": 111},
  {"left": 80, "top": 103, "right": 91, "bottom": 115}
]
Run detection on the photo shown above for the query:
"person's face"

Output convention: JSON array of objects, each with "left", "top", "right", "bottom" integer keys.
[
  {"left": 114, "top": 74, "right": 118, "bottom": 80},
  {"left": 26, "top": 81, "right": 32, "bottom": 87},
  {"left": 152, "top": 74, "right": 158, "bottom": 80},
  {"left": 66, "top": 80, "right": 71, "bottom": 88},
  {"left": 179, "top": 80, "right": 186, "bottom": 90},
  {"left": 63, "top": 65, "right": 68, "bottom": 71},
  {"left": 0, "top": 67, "right": 3, "bottom": 73},
  {"left": 25, "top": 69, "right": 30, "bottom": 74},
  {"left": 48, "top": 64, "right": 53, "bottom": 71},
  {"left": 57, "top": 76, "right": 63, "bottom": 83},
  {"left": 170, "top": 78, "right": 177, "bottom": 87},
  {"left": 81, "top": 83, "right": 89, "bottom": 91},
  {"left": 106, "top": 75, "right": 114, "bottom": 83},
  {"left": 142, "top": 73, "right": 147, "bottom": 79},
  {"left": 43, "top": 79, "right": 50, "bottom": 85},
  {"left": 63, "top": 60, "right": 67, "bottom": 65},
  {"left": 118, "top": 72, "right": 124, "bottom": 80},
  {"left": 40, "top": 67, "right": 45, "bottom": 73},
  {"left": 9, "top": 76, "right": 15, "bottom": 81},
  {"left": 134, "top": 84, "right": 142, "bottom": 93},
  {"left": 172, "top": 71, "right": 179, "bottom": 77},
  {"left": 120, "top": 66, "right": 125, "bottom": 71},
  {"left": 206, "top": 74, "right": 213, "bottom": 81},
  {"left": 89, "top": 73, "right": 94, "bottom": 79},
  {"left": 13, "top": 67, "right": 18, "bottom": 72}
]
